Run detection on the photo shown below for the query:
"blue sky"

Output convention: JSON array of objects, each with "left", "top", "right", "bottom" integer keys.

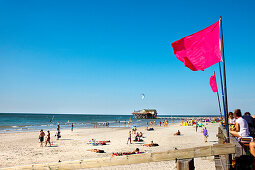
[{"left": 0, "top": 0, "right": 254, "bottom": 115}]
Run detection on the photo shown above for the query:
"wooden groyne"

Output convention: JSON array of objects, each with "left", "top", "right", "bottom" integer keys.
[{"left": 2, "top": 143, "right": 235, "bottom": 170}]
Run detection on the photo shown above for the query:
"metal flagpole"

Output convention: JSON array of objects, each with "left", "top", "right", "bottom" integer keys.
[
  {"left": 214, "top": 71, "right": 223, "bottom": 121},
  {"left": 220, "top": 16, "right": 232, "bottom": 169},
  {"left": 219, "top": 62, "right": 226, "bottom": 128}
]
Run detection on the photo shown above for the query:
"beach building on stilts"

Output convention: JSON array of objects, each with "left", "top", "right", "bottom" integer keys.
[{"left": 132, "top": 109, "right": 158, "bottom": 119}]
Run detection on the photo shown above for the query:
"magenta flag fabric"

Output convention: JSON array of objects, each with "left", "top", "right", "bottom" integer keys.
[
  {"left": 210, "top": 74, "right": 218, "bottom": 92},
  {"left": 171, "top": 21, "right": 222, "bottom": 71}
]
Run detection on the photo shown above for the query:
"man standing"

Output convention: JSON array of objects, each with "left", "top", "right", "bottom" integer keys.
[{"left": 39, "top": 130, "right": 45, "bottom": 147}]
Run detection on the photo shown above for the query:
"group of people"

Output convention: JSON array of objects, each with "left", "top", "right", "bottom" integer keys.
[
  {"left": 38, "top": 122, "right": 75, "bottom": 147},
  {"left": 134, "top": 132, "right": 143, "bottom": 142},
  {"left": 39, "top": 130, "right": 51, "bottom": 147},
  {"left": 229, "top": 109, "right": 254, "bottom": 138}
]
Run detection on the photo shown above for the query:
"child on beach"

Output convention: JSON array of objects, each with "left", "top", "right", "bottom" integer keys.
[
  {"left": 45, "top": 131, "right": 51, "bottom": 146},
  {"left": 39, "top": 130, "right": 45, "bottom": 147},
  {"left": 127, "top": 131, "right": 132, "bottom": 144},
  {"left": 203, "top": 127, "right": 208, "bottom": 142}
]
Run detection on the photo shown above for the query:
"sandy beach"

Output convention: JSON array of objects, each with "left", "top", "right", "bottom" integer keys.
[{"left": 0, "top": 123, "right": 219, "bottom": 169}]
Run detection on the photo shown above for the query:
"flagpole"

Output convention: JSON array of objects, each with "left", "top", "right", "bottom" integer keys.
[
  {"left": 219, "top": 62, "right": 226, "bottom": 127},
  {"left": 220, "top": 16, "right": 232, "bottom": 168},
  {"left": 214, "top": 71, "right": 223, "bottom": 121},
  {"left": 220, "top": 16, "right": 229, "bottom": 140}
]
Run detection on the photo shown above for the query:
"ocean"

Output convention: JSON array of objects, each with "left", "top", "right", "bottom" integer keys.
[{"left": 0, "top": 113, "right": 218, "bottom": 133}]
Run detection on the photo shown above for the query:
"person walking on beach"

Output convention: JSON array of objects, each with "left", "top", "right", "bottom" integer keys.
[
  {"left": 196, "top": 123, "right": 198, "bottom": 132},
  {"left": 71, "top": 123, "right": 74, "bottom": 131},
  {"left": 159, "top": 121, "right": 161, "bottom": 126},
  {"left": 39, "top": 130, "right": 45, "bottom": 147},
  {"left": 127, "top": 131, "right": 132, "bottom": 144},
  {"left": 56, "top": 125, "right": 61, "bottom": 140},
  {"left": 203, "top": 127, "right": 208, "bottom": 142},
  {"left": 45, "top": 131, "right": 51, "bottom": 146}
]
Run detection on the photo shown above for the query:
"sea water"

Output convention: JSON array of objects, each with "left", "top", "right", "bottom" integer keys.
[{"left": 0, "top": 113, "right": 217, "bottom": 133}]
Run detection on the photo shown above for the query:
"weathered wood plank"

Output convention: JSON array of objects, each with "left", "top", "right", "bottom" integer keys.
[
  {"left": 218, "top": 125, "right": 245, "bottom": 157},
  {"left": 177, "top": 158, "right": 194, "bottom": 170},
  {"left": 2, "top": 143, "right": 235, "bottom": 170}
]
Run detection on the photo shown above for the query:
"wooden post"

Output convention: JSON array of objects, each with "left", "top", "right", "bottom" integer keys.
[{"left": 177, "top": 159, "right": 194, "bottom": 170}]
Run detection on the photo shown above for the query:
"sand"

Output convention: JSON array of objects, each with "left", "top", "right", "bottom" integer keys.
[{"left": 0, "top": 123, "right": 219, "bottom": 169}]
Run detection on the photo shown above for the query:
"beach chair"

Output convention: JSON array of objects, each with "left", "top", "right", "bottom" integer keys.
[{"left": 238, "top": 137, "right": 254, "bottom": 155}]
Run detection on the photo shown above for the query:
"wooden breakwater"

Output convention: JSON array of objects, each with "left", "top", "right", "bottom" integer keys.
[{"left": 2, "top": 143, "right": 235, "bottom": 170}]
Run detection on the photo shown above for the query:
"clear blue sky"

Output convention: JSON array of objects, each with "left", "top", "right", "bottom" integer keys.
[{"left": 0, "top": 0, "right": 254, "bottom": 115}]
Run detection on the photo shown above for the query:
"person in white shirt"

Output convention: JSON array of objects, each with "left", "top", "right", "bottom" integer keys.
[{"left": 230, "top": 109, "right": 249, "bottom": 138}]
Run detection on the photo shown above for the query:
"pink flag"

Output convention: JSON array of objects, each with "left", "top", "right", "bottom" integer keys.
[
  {"left": 210, "top": 74, "right": 218, "bottom": 92},
  {"left": 171, "top": 21, "right": 222, "bottom": 71}
]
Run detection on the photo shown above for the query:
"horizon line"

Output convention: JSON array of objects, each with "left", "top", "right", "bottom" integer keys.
[{"left": 0, "top": 112, "right": 220, "bottom": 116}]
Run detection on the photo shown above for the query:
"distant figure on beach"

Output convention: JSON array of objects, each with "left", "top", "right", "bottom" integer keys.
[
  {"left": 56, "top": 125, "right": 61, "bottom": 140},
  {"left": 144, "top": 141, "right": 159, "bottom": 147},
  {"left": 127, "top": 131, "right": 132, "bottom": 144},
  {"left": 39, "top": 130, "right": 45, "bottom": 147},
  {"left": 57, "top": 122, "right": 60, "bottom": 126},
  {"left": 174, "top": 130, "right": 181, "bottom": 136},
  {"left": 45, "top": 131, "right": 51, "bottom": 146},
  {"left": 132, "top": 126, "right": 137, "bottom": 134},
  {"left": 230, "top": 109, "right": 249, "bottom": 138},
  {"left": 71, "top": 123, "right": 74, "bottom": 131},
  {"left": 132, "top": 148, "right": 140, "bottom": 154},
  {"left": 159, "top": 121, "right": 161, "bottom": 126},
  {"left": 154, "top": 120, "right": 156, "bottom": 125},
  {"left": 135, "top": 132, "right": 143, "bottom": 138},
  {"left": 203, "top": 127, "right": 208, "bottom": 142},
  {"left": 196, "top": 123, "right": 198, "bottom": 132},
  {"left": 134, "top": 132, "right": 143, "bottom": 142}
]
